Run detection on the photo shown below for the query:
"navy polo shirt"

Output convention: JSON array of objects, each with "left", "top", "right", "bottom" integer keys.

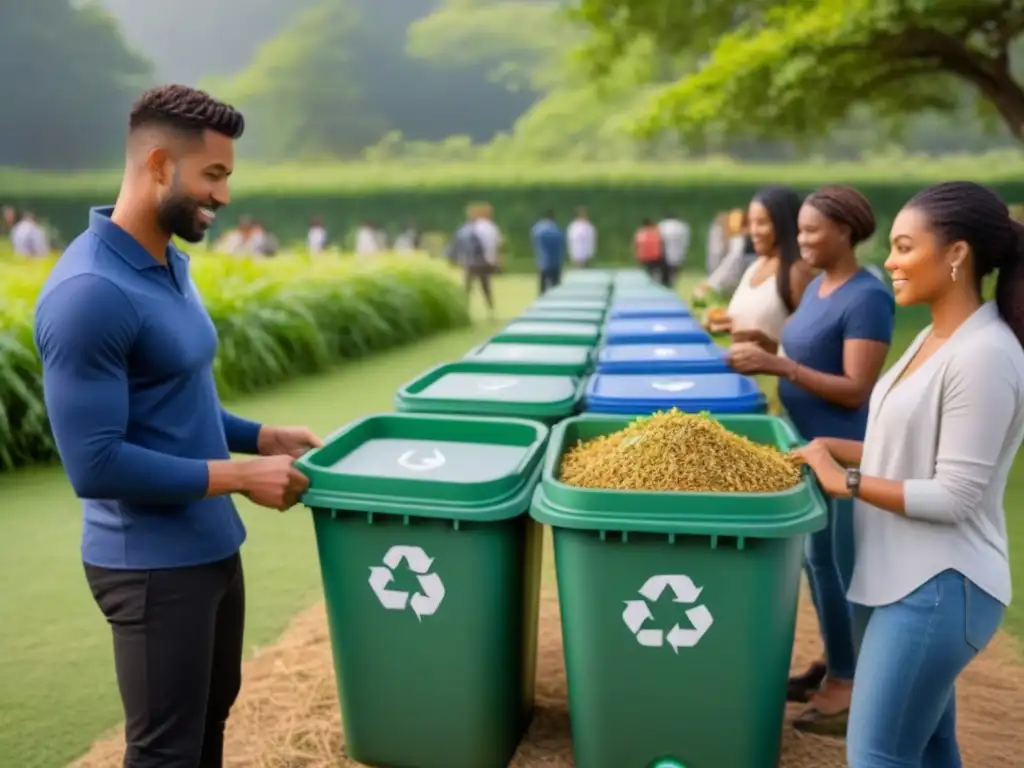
[{"left": 34, "top": 207, "right": 262, "bottom": 569}]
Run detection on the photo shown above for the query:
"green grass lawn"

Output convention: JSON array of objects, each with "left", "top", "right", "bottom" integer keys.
[{"left": 1, "top": 269, "right": 1022, "bottom": 768}]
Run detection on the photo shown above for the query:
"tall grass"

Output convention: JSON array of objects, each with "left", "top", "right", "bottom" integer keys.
[{"left": 0, "top": 251, "right": 470, "bottom": 471}]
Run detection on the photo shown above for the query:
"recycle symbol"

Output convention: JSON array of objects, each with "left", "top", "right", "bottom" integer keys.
[
  {"left": 368, "top": 545, "right": 446, "bottom": 620},
  {"left": 622, "top": 574, "right": 714, "bottom": 652}
]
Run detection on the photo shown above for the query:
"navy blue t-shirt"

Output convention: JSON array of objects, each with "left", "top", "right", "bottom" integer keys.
[{"left": 778, "top": 270, "right": 895, "bottom": 441}]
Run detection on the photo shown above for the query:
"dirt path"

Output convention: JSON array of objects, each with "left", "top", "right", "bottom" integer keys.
[{"left": 71, "top": 590, "right": 1024, "bottom": 768}]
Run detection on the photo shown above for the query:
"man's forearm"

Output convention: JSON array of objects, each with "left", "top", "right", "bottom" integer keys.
[{"left": 221, "top": 408, "right": 262, "bottom": 455}]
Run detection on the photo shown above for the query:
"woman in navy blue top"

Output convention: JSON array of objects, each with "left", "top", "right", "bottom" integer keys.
[{"left": 729, "top": 186, "right": 895, "bottom": 736}]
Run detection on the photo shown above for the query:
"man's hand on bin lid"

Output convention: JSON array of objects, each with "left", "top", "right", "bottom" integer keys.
[{"left": 257, "top": 425, "right": 323, "bottom": 458}]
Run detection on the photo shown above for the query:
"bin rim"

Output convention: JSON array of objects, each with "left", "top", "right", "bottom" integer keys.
[
  {"left": 296, "top": 413, "right": 548, "bottom": 522},
  {"left": 584, "top": 370, "right": 766, "bottom": 410},
  {"left": 394, "top": 361, "right": 588, "bottom": 419},
  {"left": 530, "top": 413, "right": 828, "bottom": 538}
]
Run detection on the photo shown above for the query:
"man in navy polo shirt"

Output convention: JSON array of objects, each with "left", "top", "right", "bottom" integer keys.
[{"left": 34, "top": 85, "right": 321, "bottom": 767}]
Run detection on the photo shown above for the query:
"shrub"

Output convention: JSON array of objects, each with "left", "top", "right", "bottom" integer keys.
[{"left": 0, "top": 251, "right": 470, "bottom": 471}]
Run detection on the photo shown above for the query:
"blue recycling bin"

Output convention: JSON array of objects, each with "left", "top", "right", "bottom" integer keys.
[
  {"left": 602, "top": 317, "right": 711, "bottom": 345},
  {"left": 584, "top": 371, "right": 767, "bottom": 415},
  {"left": 609, "top": 301, "right": 692, "bottom": 320},
  {"left": 595, "top": 343, "right": 730, "bottom": 375}
]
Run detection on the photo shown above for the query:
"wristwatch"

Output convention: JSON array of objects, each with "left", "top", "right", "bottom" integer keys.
[{"left": 846, "top": 468, "right": 862, "bottom": 498}]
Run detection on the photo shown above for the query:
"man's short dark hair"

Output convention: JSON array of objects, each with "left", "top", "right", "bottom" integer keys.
[{"left": 129, "top": 84, "right": 245, "bottom": 140}]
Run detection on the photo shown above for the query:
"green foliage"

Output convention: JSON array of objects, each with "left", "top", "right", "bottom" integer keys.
[
  {"left": 0, "top": 253, "right": 469, "bottom": 471},
  {"left": 406, "top": 0, "right": 573, "bottom": 89},
  {"left": 574, "top": 0, "right": 1024, "bottom": 143},
  {"left": 205, "top": 2, "right": 388, "bottom": 159},
  {"left": 0, "top": 0, "right": 151, "bottom": 169}
]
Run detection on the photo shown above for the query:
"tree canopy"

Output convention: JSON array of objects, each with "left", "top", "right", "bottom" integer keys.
[{"left": 574, "top": 0, "right": 1024, "bottom": 143}]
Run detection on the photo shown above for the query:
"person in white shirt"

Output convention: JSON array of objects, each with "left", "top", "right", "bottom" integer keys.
[
  {"left": 355, "top": 221, "right": 380, "bottom": 256},
  {"left": 472, "top": 203, "right": 503, "bottom": 271},
  {"left": 393, "top": 221, "right": 420, "bottom": 253},
  {"left": 658, "top": 215, "right": 690, "bottom": 285},
  {"left": 706, "top": 212, "right": 728, "bottom": 273},
  {"left": 307, "top": 219, "right": 327, "bottom": 255},
  {"left": 566, "top": 208, "right": 597, "bottom": 268},
  {"left": 10, "top": 212, "right": 49, "bottom": 257}
]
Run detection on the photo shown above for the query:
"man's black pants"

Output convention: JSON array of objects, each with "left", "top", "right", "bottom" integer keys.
[{"left": 85, "top": 553, "right": 245, "bottom": 768}]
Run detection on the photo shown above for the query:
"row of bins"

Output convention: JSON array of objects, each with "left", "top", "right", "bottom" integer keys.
[{"left": 293, "top": 267, "right": 826, "bottom": 768}]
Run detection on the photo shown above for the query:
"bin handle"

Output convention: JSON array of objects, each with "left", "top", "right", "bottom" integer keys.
[
  {"left": 777, "top": 416, "right": 805, "bottom": 452},
  {"left": 803, "top": 465, "right": 830, "bottom": 515}
]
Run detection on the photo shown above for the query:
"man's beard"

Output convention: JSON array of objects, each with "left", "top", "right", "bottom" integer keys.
[{"left": 156, "top": 185, "right": 211, "bottom": 244}]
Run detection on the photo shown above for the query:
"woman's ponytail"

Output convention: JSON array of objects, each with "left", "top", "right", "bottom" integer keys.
[{"left": 996, "top": 218, "right": 1024, "bottom": 346}]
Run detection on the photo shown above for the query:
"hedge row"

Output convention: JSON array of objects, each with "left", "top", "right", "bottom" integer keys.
[
  {"left": 15, "top": 175, "right": 1024, "bottom": 271},
  {"left": 0, "top": 253, "right": 470, "bottom": 471}
]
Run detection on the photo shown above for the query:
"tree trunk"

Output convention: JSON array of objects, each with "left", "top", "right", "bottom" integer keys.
[{"left": 978, "top": 73, "right": 1024, "bottom": 141}]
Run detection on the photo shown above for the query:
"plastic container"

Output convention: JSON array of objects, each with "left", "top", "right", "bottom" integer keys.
[
  {"left": 296, "top": 413, "right": 546, "bottom": 768},
  {"left": 396, "top": 361, "right": 586, "bottom": 424},
  {"left": 612, "top": 270, "right": 655, "bottom": 287},
  {"left": 612, "top": 287, "right": 677, "bottom": 303},
  {"left": 519, "top": 308, "right": 606, "bottom": 324},
  {"left": 603, "top": 317, "right": 712, "bottom": 345},
  {"left": 539, "top": 284, "right": 611, "bottom": 299},
  {"left": 595, "top": 343, "right": 729, "bottom": 375},
  {"left": 609, "top": 301, "right": 692, "bottom": 319},
  {"left": 530, "top": 298, "right": 608, "bottom": 312},
  {"left": 563, "top": 269, "right": 615, "bottom": 286},
  {"left": 463, "top": 342, "right": 593, "bottom": 377},
  {"left": 492, "top": 320, "right": 601, "bottom": 346},
  {"left": 585, "top": 372, "right": 766, "bottom": 415},
  {"left": 531, "top": 413, "right": 827, "bottom": 768}
]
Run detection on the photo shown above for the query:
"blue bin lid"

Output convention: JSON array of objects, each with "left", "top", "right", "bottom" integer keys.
[
  {"left": 596, "top": 343, "right": 728, "bottom": 374},
  {"left": 586, "top": 372, "right": 763, "bottom": 410},
  {"left": 603, "top": 317, "right": 710, "bottom": 345},
  {"left": 609, "top": 302, "right": 692, "bottom": 319}
]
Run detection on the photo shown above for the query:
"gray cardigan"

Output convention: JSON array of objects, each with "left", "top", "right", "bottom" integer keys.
[{"left": 849, "top": 302, "right": 1024, "bottom": 608}]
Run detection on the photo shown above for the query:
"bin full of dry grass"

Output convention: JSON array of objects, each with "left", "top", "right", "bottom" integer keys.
[{"left": 559, "top": 409, "right": 802, "bottom": 493}]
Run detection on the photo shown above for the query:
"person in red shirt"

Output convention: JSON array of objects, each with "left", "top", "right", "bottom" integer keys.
[{"left": 634, "top": 218, "right": 667, "bottom": 285}]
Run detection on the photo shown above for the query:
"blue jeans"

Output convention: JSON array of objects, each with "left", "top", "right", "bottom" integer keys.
[
  {"left": 847, "top": 569, "right": 1004, "bottom": 768},
  {"left": 805, "top": 497, "right": 856, "bottom": 679}
]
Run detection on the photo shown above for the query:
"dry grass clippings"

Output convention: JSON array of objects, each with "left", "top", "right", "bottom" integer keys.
[
  {"left": 70, "top": 589, "right": 1024, "bottom": 768},
  {"left": 559, "top": 409, "right": 802, "bottom": 493}
]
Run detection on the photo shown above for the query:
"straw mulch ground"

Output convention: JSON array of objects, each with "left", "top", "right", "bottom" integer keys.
[{"left": 70, "top": 589, "right": 1024, "bottom": 768}]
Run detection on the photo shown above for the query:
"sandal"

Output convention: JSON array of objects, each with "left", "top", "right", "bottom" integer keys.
[
  {"left": 792, "top": 704, "right": 849, "bottom": 737},
  {"left": 786, "top": 662, "right": 827, "bottom": 703}
]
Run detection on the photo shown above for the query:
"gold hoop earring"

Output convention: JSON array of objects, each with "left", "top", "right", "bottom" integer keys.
[{"left": 951, "top": 264, "right": 959, "bottom": 282}]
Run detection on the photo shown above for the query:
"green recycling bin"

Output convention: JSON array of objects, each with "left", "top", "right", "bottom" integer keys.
[
  {"left": 396, "top": 361, "right": 586, "bottom": 424},
  {"left": 519, "top": 308, "right": 605, "bottom": 324},
  {"left": 531, "top": 413, "right": 827, "bottom": 768},
  {"left": 563, "top": 269, "right": 615, "bottom": 285},
  {"left": 613, "top": 269, "right": 655, "bottom": 287},
  {"left": 295, "top": 413, "right": 547, "bottom": 768},
  {"left": 539, "top": 284, "right": 611, "bottom": 300},
  {"left": 492, "top": 320, "right": 601, "bottom": 346},
  {"left": 463, "top": 342, "right": 593, "bottom": 376},
  {"left": 531, "top": 298, "right": 607, "bottom": 312}
]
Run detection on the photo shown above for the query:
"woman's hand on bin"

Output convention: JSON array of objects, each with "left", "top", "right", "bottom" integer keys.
[
  {"left": 730, "top": 328, "right": 774, "bottom": 350},
  {"left": 790, "top": 440, "right": 849, "bottom": 498},
  {"left": 727, "top": 342, "right": 780, "bottom": 375}
]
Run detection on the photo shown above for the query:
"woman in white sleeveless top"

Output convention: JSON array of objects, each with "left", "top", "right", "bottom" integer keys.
[{"left": 710, "top": 186, "right": 814, "bottom": 352}]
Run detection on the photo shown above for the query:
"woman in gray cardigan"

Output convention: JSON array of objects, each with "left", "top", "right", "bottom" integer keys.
[{"left": 793, "top": 181, "right": 1024, "bottom": 767}]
